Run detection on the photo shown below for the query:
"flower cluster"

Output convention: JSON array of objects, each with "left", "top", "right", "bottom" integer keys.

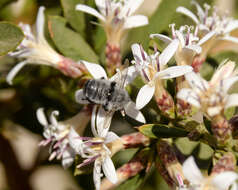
[{"left": 4, "top": 0, "right": 238, "bottom": 190}]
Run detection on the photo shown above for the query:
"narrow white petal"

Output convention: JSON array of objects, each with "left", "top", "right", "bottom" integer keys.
[
  {"left": 124, "top": 101, "right": 146, "bottom": 123},
  {"left": 131, "top": 43, "right": 143, "bottom": 63},
  {"left": 156, "top": 65, "right": 193, "bottom": 79},
  {"left": 225, "top": 94, "right": 238, "bottom": 109},
  {"left": 105, "top": 132, "right": 120, "bottom": 144},
  {"left": 175, "top": 31, "right": 185, "bottom": 47},
  {"left": 185, "top": 72, "right": 208, "bottom": 92},
  {"left": 210, "top": 61, "right": 235, "bottom": 86},
  {"left": 176, "top": 7, "right": 199, "bottom": 24},
  {"left": 177, "top": 88, "right": 201, "bottom": 108},
  {"left": 36, "top": 108, "right": 48, "bottom": 126},
  {"left": 75, "top": 89, "right": 90, "bottom": 104},
  {"left": 223, "top": 76, "right": 238, "bottom": 93},
  {"left": 159, "top": 39, "right": 179, "bottom": 66},
  {"left": 150, "top": 34, "right": 172, "bottom": 44},
  {"left": 124, "top": 15, "right": 148, "bottom": 29},
  {"left": 185, "top": 45, "right": 202, "bottom": 54},
  {"left": 36, "top": 6, "right": 46, "bottom": 41},
  {"left": 91, "top": 106, "right": 98, "bottom": 137},
  {"left": 120, "top": 0, "right": 144, "bottom": 16},
  {"left": 95, "top": 106, "right": 113, "bottom": 138},
  {"left": 224, "top": 20, "right": 238, "bottom": 33},
  {"left": 95, "top": 0, "right": 106, "bottom": 10},
  {"left": 6, "top": 61, "right": 27, "bottom": 85},
  {"left": 102, "top": 155, "right": 117, "bottom": 184},
  {"left": 136, "top": 84, "right": 155, "bottom": 109},
  {"left": 198, "top": 31, "right": 216, "bottom": 45},
  {"left": 50, "top": 110, "right": 59, "bottom": 126},
  {"left": 62, "top": 149, "right": 74, "bottom": 169},
  {"left": 82, "top": 60, "right": 108, "bottom": 79},
  {"left": 93, "top": 159, "right": 102, "bottom": 190},
  {"left": 191, "top": 1, "right": 205, "bottom": 21},
  {"left": 221, "top": 36, "right": 238, "bottom": 44},
  {"left": 68, "top": 127, "right": 82, "bottom": 153},
  {"left": 182, "top": 156, "right": 203, "bottom": 185},
  {"left": 212, "top": 171, "right": 238, "bottom": 190},
  {"left": 76, "top": 4, "right": 105, "bottom": 21}
]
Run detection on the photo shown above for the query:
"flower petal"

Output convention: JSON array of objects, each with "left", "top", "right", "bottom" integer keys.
[
  {"left": 68, "top": 127, "right": 83, "bottom": 154},
  {"left": 92, "top": 106, "right": 113, "bottom": 138},
  {"left": 136, "top": 84, "right": 155, "bottom": 109},
  {"left": 75, "top": 89, "right": 90, "bottom": 104},
  {"left": 124, "top": 15, "right": 148, "bottom": 29},
  {"left": 176, "top": 6, "right": 199, "bottom": 24},
  {"left": 191, "top": 1, "right": 205, "bottom": 21},
  {"left": 36, "top": 6, "right": 46, "bottom": 41},
  {"left": 82, "top": 60, "right": 108, "bottom": 79},
  {"left": 6, "top": 61, "right": 27, "bottom": 85},
  {"left": 50, "top": 110, "right": 59, "bottom": 126},
  {"left": 95, "top": 0, "right": 106, "bottom": 11},
  {"left": 177, "top": 88, "right": 201, "bottom": 108},
  {"left": 185, "top": 45, "right": 202, "bottom": 54},
  {"left": 198, "top": 31, "right": 216, "bottom": 45},
  {"left": 185, "top": 72, "right": 208, "bottom": 93},
  {"left": 182, "top": 156, "right": 203, "bottom": 185},
  {"left": 36, "top": 108, "right": 48, "bottom": 126},
  {"left": 221, "top": 36, "right": 238, "bottom": 44},
  {"left": 225, "top": 94, "right": 238, "bottom": 109},
  {"left": 131, "top": 43, "right": 148, "bottom": 63},
  {"left": 223, "top": 76, "right": 238, "bottom": 93},
  {"left": 124, "top": 101, "right": 146, "bottom": 123},
  {"left": 159, "top": 39, "right": 179, "bottom": 66},
  {"left": 156, "top": 65, "right": 193, "bottom": 79},
  {"left": 102, "top": 155, "right": 117, "bottom": 184},
  {"left": 150, "top": 33, "right": 172, "bottom": 44},
  {"left": 212, "top": 171, "right": 238, "bottom": 190},
  {"left": 120, "top": 0, "right": 144, "bottom": 16},
  {"left": 224, "top": 20, "right": 238, "bottom": 33},
  {"left": 76, "top": 4, "right": 105, "bottom": 21},
  {"left": 62, "top": 148, "right": 75, "bottom": 169},
  {"left": 93, "top": 159, "right": 102, "bottom": 190},
  {"left": 105, "top": 132, "right": 120, "bottom": 144}
]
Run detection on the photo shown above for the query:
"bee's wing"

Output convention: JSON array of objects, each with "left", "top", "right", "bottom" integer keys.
[
  {"left": 75, "top": 89, "right": 90, "bottom": 104},
  {"left": 110, "top": 61, "right": 138, "bottom": 88}
]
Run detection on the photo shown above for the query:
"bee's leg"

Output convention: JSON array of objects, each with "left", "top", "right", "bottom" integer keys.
[{"left": 82, "top": 97, "right": 94, "bottom": 104}]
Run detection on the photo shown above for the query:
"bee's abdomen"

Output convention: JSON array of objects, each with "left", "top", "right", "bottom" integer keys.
[{"left": 83, "top": 79, "right": 109, "bottom": 104}]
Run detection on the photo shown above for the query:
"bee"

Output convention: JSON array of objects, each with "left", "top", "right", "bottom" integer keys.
[{"left": 82, "top": 78, "right": 131, "bottom": 111}]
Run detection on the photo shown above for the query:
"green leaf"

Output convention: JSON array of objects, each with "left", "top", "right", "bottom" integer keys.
[
  {"left": 48, "top": 16, "right": 98, "bottom": 63},
  {"left": 60, "top": 0, "right": 85, "bottom": 35},
  {"left": 115, "top": 173, "right": 145, "bottom": 190},
  {"left": 138, "top": 124, "right": 189, "bottom": 139},
  {"left": 0, "top": 22, "right": 24, "bottom": 56}
]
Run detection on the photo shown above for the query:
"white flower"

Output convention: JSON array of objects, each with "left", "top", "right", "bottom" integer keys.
[
  {"left": 182, "top": 156, "right": 238, "bottom": 190},
  {"left": 36, "top": 108, "right": 75, "bottom": 169},
  {"left": 151, "top": 24, "right": 202, "bottom": 59},
  {"left": 7, "top": 6, "right": 83, "bottom": 85},
  {"left": 68, "top": 127, "right": 119, "bottom": 190},
  {"left": 176, "top": 1, "right": 238, "bottom": 44},
  {"left": 177, "top": 61, "right": 238, "bottom": 118},
  {"left": 75, "top": 61, "right": 146, "bottom": 133},
  {"left": 131, "top": 43, "right": 193, "bottom": 109},
  {"left": 75, "top": 0, "right": 148, "bottom": 44}
]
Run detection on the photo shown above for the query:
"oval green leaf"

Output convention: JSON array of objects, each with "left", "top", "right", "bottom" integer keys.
[
  {"left": 0, "top": 22, "right": 24, "bottom": 56},
  {"left": 138, "top": 124, "right": 189, "bottom": 139},
  {"left": 48, "top": 16, "right": 98, "bottom": 63}
]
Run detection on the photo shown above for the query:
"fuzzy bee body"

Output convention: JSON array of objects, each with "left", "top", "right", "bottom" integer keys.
[{"left": 83, "top": 79, "right": 130, "bottom": 111}]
